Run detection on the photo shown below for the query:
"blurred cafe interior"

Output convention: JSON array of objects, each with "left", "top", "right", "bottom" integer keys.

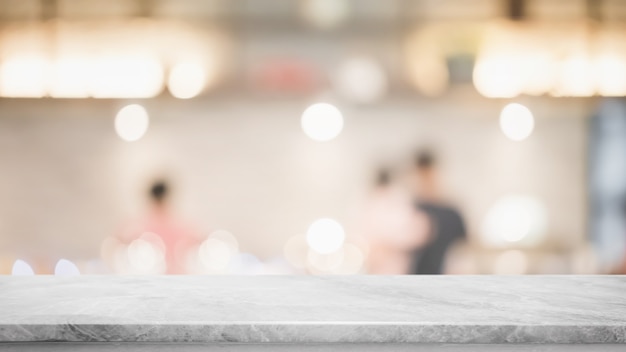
[{"left": 1, "top": 0, "right": 626, "bottom": 276}]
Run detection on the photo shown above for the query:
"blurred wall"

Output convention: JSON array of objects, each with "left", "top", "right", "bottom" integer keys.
[{"left": 0, "top": 92, "right": 590, "bottom": 260}]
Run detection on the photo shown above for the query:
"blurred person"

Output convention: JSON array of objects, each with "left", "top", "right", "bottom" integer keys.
[
  {"left": 361, "top": 168, "right": 430, "bottom": 274},
  {"left": 116, "top": 180, "right": 200, "bottom": 274},
  {"left": 409, "top": 150, "right": 467, "bottom": 274}
]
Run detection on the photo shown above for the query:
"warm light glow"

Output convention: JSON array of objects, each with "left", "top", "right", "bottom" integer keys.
[
  {"left": 90, "top": 55, "right": 164, "bottom": 98},
  {"left": 472, "top": 23, "right": 625, "bottom": 98},
  {"left": 11, "top": 259, "right": 34, "bottom": 275},
  {"left": 595, "top": 54, "right": 626, "bottom": 97},
  {"left": 301, "top": 103, "right": 344, "bottom": 142},
  {"left": 552, "top": 54, "right": 595, "bottom": 97},
  {"left": 115, "top": 104, "right": 149, "bottom": 142},
  {"left": 521, "top": 54, "right": 556, "bottom": 96},
  {"left": 49, "top": 57, "right": 91, "bottom": 98},
  {"left": 306, "top": 218, "right": 345, "bottom": 254},
  {"left": 482, "top": 195, "right": 548, "bottom": 247},
  {"left": 333, "top": 58, "right": 387, "bottom": 103},
  {"left": 473, "top": 56, "right": 523, "bottom": 98},
  {"left": 0, "top": 56, "right": 48, "bottom": 98},
  {"left": 168, "top": 61, "right": 206, "bottom": 99},
  {"left": 499, "top": 103, "right": 535, "bottom": 141},
  {"left": 0, "top": 54, "right": 166, "bottom": 98},
  {"left": 54, "top": 259, "right": 80, "bottom": 276}
]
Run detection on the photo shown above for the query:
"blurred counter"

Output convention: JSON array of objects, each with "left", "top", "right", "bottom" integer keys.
[{"left": 0, "top": 276, "right": 625, "bottom": 350}]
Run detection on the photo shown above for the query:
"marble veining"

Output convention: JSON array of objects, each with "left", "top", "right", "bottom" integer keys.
[{"left": 0, "top": 276, "right": 625, "bottom": 344}]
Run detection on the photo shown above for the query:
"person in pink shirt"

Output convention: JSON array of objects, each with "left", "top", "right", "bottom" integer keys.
[
  {"left": 117, "top": 180, "right": 199, "bottom": 274},
  {"left": 361, "top": 169, "right": 431, "bottom": 274}
]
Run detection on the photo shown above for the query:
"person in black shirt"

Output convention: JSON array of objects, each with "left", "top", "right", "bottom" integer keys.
[{"left": 409, "top": 150, "right": 467, "bottom": 274}]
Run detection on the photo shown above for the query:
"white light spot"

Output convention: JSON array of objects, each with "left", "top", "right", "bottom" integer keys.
[
  {"left": 127, "top": 238, "right": 165, "bottom": 274},
  {"left": 306, "top": 218, "right": 345, "bottom": 254},
  {"left": 333, "top": 58, "right": 387, "bottom": 103},
  {"left": 54, "top": 259, "right": 80, "bottom": 276},
  {"left": 198, "top": 238, "right": 233, "bottom": 272},
  {"left": 209, "top": 230, "right": 239, "bottom": 253},
  {"left": 115, "top": 104, "right": 149, "bottom": 142},
  {"left": 473, "top": 56, "right": 523, "bottom": 98},
  {"left": 11, "top": 259, "right": 34, "bottom": 275},
  {"left": 301, "top": 103, "right": 343, "bottom": 142},
  {"left": 168, "top": 61, "right": 206, "bottom": 99},
  {"left": 482, "top": 195, "right": 548, "bottom": 247},
  {"left": 499, "top": 103, "right": 535, "bottom": 141}
]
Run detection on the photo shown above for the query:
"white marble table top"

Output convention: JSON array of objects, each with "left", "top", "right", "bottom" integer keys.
[{"left": 0, "top": 275, "right": 625, "bottom": 344}]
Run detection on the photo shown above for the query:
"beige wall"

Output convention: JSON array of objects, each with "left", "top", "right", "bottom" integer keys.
[{"left": 0, "top": 92, "right": 591, "bottom": 261}]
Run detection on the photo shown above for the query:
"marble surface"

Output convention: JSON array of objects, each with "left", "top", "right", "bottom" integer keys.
[{"left": 0, "top": 276, "right": 625, "bottom": 344}]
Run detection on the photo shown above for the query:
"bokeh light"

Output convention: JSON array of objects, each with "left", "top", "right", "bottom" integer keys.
[
  {"left": 482, "top": 195, "right": 548, "bottom": 247},
  {"left": 301, "top": 103, "right": 344, "bottom": 142},
  {"left": 595, "top": 54, "right": 626, "bottom": 97},
  {"left": 11, "top": 259, "right": 34, "bottom": 275},
  {"left": 306, "top": 218, "right": 345, "bottom": 254},
  {"left": 168, "top": 61, "right": 206, "bottom": 99},
  {"left": 209, "top": 230, "right": 239, "bottom": 253},
  {"left": 90, "top": 55, "right": 164, "bottom": 98},
  {"left": 197, "top": 230, "right": 239, "bottom": 273},
  {"left": 54, "top": 259, "right": 80, "bottom": 276},
  {"left": 49, "top": 57, "right": 91, "bottom": 98},
  {"left": 333, "top": 57, "right": 387, "bottom": 103},
  {"left": 198, "top": 238, "right": 232, "bottom": 271},
  {"left": 300, "top": 0, "right": 350, "bottom": 29},
  {"left": 115, "top": 104, "right": 150, "bottom": 142},
  {"left": 127, "top": 235, "right": 166, "bottom": 274},
  {"left": 499, "top": 103, "right": 535, "bottom": 141},
  {"left": 473, "top": 56, "right": 523, "bottom": 98},
  {"left": 0, "top": 56, "right": 48, "bottom": 98},
  {"left": 522, "top": 53, "right": 557, "bottom": 96},
  {"left": 552, "top": 54, "right": 595, "bottom": 97}
]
